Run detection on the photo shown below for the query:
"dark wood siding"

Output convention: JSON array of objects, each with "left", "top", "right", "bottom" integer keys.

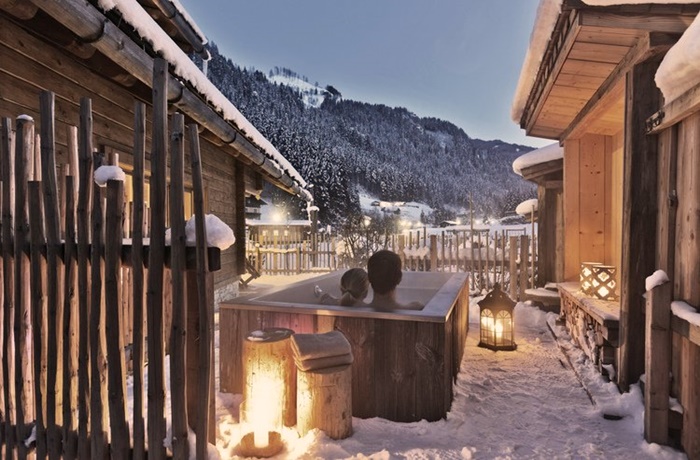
[{"left": 0, "top": 13, "right": 241, "bottom": 292}]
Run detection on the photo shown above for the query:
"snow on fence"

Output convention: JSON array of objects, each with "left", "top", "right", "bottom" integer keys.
[
  {"left": 248, "top": 226, "right": 537, "bottom": 298},
  {"left": 247, "top": 232, "right": 338, "bottom": 275},
  {"left": 0, "top": 63, "right": 217, "bottom": 459}
]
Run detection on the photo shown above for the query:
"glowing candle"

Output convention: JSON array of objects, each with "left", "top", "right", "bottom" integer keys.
[
  {"left": 495, "top": 319, "right": 504, "bottom": 341},
  {"left": 253, "top": 427, "right": 267, "bottom": 449}
]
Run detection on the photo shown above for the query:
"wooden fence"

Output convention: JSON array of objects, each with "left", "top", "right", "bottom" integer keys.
[
  {"left": 0, "top": 60, "right": 217, "bottom": 459},
  {"left": 247, "top": 227, "right": 537, "bottom": 297},
  {"left": 247, "top": 231, "right": 338, "bottom": 276}
]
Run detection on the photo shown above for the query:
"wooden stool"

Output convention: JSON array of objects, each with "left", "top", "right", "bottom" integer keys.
[{"left": 296, "top": 364, "right": 352, "bottom": 439}]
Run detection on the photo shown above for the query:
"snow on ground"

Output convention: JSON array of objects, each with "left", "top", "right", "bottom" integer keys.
[
  {"left": 358, "top": 189, "right": 434, "bottom": 225},
  {"left": 212, "top": 274, "right": 686, "bottom": 460}
]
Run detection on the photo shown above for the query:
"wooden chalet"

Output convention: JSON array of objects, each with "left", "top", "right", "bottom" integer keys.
[
  {"left": 513, "top": 143, "right": 563, "bottom": 286},
  {"left": 0, "top": 0, "right": 312, "bottom": 304},
  {"left": 0, "top": 0, "right": 313, "bottom": 456},
  {"left": 513, "top": 0, "right": 700, "bottom": 455}
]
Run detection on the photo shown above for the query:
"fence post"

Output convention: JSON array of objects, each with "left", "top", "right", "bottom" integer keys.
[
  {"left": 76, "top": 98, "right": 93, "bottom": 460},
  {"left": 40, "top": 90, "right": 65, "bottom": 458},
  {"left": 470, "top": 232, "right": 476, "bottom": 288},
  {"left": 430, "top": 235, "right": 437, "bottom": 272},
  {"left": 398, "top": 234, "right": 406, "bottom": 268},
  {"left": 169, "top": 113, "right": 189, "bottom": 460},
  {"left": 478, "top": 231, "right": 484, "bottom": 291},
  {"left": 519, "top": 235, "right": 529, "bottom": 301},
  {"left": 509, "top": 236, "right": 518, "bottom": 300},
  {"left": 297, "top": 247, "right": 302, "bottom": 274},
  {"left": 15, "top": 115, "right": 35, "bottom": 458},
  {"left": 187, "top": 123, "right": 216, "bottom": 456},
  {"left": 105, "top": 180, "right": 130, "bottom": 458},
  {"left": 644, "top": 280, "right": 671, "bottom": 445}
]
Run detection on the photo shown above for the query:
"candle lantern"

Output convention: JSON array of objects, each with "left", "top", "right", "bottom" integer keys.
[
  {"left": 590, "top": 265, "right": 617, "bottom": 301},
  {"left": 238, "top": 328, "right": 295, "bottom": 458},
  {"left": 478, "top": 283, "right": 517, "bottom": 351},
  {"left": 580, "top": 261, "right": 602, "bottom": 295}
]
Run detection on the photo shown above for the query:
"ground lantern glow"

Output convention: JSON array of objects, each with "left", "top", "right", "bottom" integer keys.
[
  {"left": 478, "top": 283, "right": 517, "bottom": 351},
  {"left": 239, "top": 328, "right": 294, "bottom": 458}
]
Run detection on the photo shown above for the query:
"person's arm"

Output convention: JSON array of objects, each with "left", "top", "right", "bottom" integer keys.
[{"left": 401, "top": 301, "right": 424, "bottom": 310}]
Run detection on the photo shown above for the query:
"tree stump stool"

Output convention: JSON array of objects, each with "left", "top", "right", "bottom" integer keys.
[
  {"left": 242, "top": 328, "right": 296, "bottom": 427},
  {"left": 296, "top": 364, "right": 352, "bottom": 439}
]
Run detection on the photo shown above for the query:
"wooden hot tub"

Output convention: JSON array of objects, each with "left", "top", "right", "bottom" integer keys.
[{"left": 219, "top": 271, "right": 470, "bottom": 422}]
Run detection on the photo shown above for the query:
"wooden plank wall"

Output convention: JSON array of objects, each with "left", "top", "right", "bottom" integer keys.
[
  {"left": 674, "top": 111, "right": 700, "bottom": 306},
  {"left": 219, "top": 300, "right": 469, "bottom": 423},
  {"left": 0, "top": 14, "right": 240, "bottom": 295},
  {"left": 667, "top": 110, "right": 700, "bottom": 458},
  {"left": 563, "top": 132, "right": 623, "bottom": 280}
]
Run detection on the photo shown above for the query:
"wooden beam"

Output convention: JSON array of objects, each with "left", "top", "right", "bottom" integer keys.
[
  {"left": 579, "top": 11, "right": 695, "bottom": 34},
  {"left": 618, "top": 55, "right": 663, "bottom": 391},
  {"left": 648, "top": 83, "right": 700, "bottom": 133},
  {"left": 0, "top": 0, "right": 38, "bottom": 19},
  {"left": 520, "top": 158, "right": 563, "bottom": 183},
  {"left": 563, "top": 32, "right": 677, "bottom": 140},
  {"left": 544, "top": 180, "right": 564, "bottom": 189},
  {"left": 524, "top": 12, "right": 582, "bottom": 135}
]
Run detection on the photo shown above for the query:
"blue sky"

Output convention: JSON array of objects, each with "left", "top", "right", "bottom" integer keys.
[{"left": 178, "top": 0, "right": 550, "bottom": 148}]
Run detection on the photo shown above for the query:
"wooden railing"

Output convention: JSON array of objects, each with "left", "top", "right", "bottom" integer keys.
[
  {"left": 0, "top": 60, "right": 217, "bottom": 459},
  {"left": 247, "top": 227, "right": 537, "bottom": 298}
]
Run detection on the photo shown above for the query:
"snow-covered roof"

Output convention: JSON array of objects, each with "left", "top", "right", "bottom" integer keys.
[
  {"left": 166, "top": 0, "right": 207, "bottom": 45},
  {"left": 512, "top": 0, "right": 700, "bottom": 124},
  {"left": 97, "top": 0, "right": 311, "bottom": 201},
  {"left": 511, "top": 0, "right": 563, "bottom": 123},
  {"left": 512, "top": 142, "right": 563, "bottom": 176}
]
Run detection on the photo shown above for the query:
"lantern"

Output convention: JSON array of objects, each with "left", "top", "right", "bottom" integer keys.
[
  {"left": 590, "top": 265, "right": 617, "bottom": 300},
  {"left": 478, "top": 283, "right": 517, "bottom": 351},
  {"left": 580, "top": 261, "right": 602, "bottom": 295},
  {"left": 238, "top": 328, "right": 295, "bottom": 458}
]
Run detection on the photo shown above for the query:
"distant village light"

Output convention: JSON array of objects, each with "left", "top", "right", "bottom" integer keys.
[
  {"left": 478, "top": 283, "right": 517, "bottom": 351},
  {"left": 272, "top": 209, "right": 285, "bottom": 223}
]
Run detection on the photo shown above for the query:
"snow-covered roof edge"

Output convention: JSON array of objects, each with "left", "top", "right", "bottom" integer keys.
[
  {"left": 656, "top": 11, "right": 700, "bottom": 103},
  {"left": 516, "top": 199, "right": 538, "bottom": 216},
  {"left": 97, "top": 0, "right": 311, "bottom": 201},
  {"left": 167, "top": 0, "right": 207, "bottom": 45},
  {"left": 583, "top": 0, "right": 699, "bottom": 4},
  {"left": 510, "top": 0, "right": 563, "bottom": 124},
  {"left": 512, "top": 0, "right": 700, "bottom": 124},
  {"left": 512, "top": 142, "right": 563, "bottom": 176}
]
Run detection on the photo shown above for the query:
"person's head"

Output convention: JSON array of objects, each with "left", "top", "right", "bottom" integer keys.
[
  {"left": 367, "top": 250, "right": 402, "bottom": 295},
  {"left": 339, "top": 268, "right": 369, "bottom": 304}
]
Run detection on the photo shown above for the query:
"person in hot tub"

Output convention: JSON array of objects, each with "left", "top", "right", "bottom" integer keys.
[
  {"left": 366, "top": 250, "right": 424, "bottom": 310},
  {"left": 314, "top": 267, "right": 369, "bottom": 307}
]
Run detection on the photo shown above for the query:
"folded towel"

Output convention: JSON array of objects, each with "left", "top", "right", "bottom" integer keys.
[
  {"left": 294, "top": 352, "right": 354, "bottom": 372},
  {"left": 291, "top": 331, "right": 352, "bottom": 361}
]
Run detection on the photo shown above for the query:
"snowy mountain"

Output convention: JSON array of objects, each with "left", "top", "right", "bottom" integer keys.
[
  {"left": 199, "top": 43, "right": 536, "bottom": 225},
  {"left": 267, "top": 67, "right": 333, "bottom": 108}
]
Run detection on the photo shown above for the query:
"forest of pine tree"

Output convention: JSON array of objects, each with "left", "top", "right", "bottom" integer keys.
[{"left": 199, "top": 43, "right": 537, "bottom": 225}]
